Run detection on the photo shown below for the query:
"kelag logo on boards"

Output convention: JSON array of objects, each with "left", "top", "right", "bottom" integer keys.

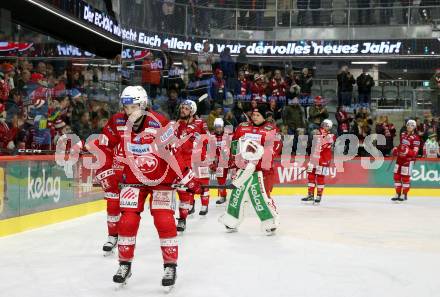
[
  {"left": 27, "top": 168, "right": 61, "bottom": 203},
  {"left": 412, "top": 165, "right": 440, "bottom": 183}
]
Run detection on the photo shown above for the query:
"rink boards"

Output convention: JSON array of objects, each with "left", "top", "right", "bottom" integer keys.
[
  {"left": 0, "top": 155, "right": 439, "bottom": 237},
  {"left": 1, "top": 186, "right": 439, "bottom": 237}
]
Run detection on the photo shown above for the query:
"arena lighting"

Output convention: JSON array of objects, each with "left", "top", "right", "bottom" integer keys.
[
  {"left": 24, "top": 0, "right": 121, "bottom": 45},
  {"left": 22, "top": 0, "right": 150, "bottom": 52},
  {"left": 351, "top": 61, "right": 388, "bottom": 64}
]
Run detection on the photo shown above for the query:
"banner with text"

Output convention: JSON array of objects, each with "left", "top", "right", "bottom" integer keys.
[{"left": 78, "top": 1, "right": 440, "bottom": 57}]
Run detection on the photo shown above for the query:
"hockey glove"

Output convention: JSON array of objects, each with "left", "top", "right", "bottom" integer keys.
[{"left": 174, "top": 168, "right": 202, "bottom": 194}]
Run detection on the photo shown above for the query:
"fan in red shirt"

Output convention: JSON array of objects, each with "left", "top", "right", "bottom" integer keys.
[
  {"left": 301, "top": 119, "right": 336, "bottom": 204},
  {"left": 251, "top": 74, "right": 267, "bottom": 102},
  {"left": 391, "top": 119, "right": 421, "bottom": 202},
  {"left": 238, "top": 70, "right": 250, "bottom": 98},
  {"left": 268, "top": 70, "right": 287, "bottom": 98},
  {"left": 0, "top": 103, "right": 16, "bottom": 153}
]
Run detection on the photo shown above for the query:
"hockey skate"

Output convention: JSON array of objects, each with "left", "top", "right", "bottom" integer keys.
[
  {"left": 397, "top": 194, "right": 408, "bottom": 202},
  {"left": 391, "top": 194, "right": 401, "bottom": 202},
  {"left": 162, "top": 263, "right": 177, "bottom": 292},
  {"left": 314, "top": 196, "right": 322, "bottom": 204},
  {"left": 225, "top": 225, "right": 238, "bottom": 233},
  {"left": 216, "top": 196, "right": 227, "bottom": 205},
  {"left": 103, "top": 235, "right": 117, "bottom": 256},
  {"left": 264, "top": 228, "right": 277, "bottom": 236},
  {"left": 113, "top": 261, "right": 132, "bottom": 288},
  {"left": 188, "top": 202, "right": 195, "bottom": 216},
  {"left": 199, "top": 205, "right": 209, "bottom": 216},
  {"left": 301, "top": 194, "right": 314, "bottom": 203},
  {"left": 176, "top": 218, "right": 186, "bottom": 232}
]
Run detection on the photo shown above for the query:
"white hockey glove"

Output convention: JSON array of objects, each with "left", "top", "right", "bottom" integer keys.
[{"left": 240, "top": 139, "right": 264, "bottom": 161}]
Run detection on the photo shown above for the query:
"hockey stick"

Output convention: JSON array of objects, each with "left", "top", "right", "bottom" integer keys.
[
  {"left": 295, "top": 167, "right": 308, "bottom": 179},
  {"left": 0, "top": 148, "right": 92, "bottom": 155},
  {"left": 176, "top": 184, "right": 236, "bottom": 190},
  {"left": 68, "top": 182, "right": 101, "bottom": 188},
  {"left": 197, "top": 93, "right": 209, "bottom": 103},
  {"left": 118, "top": 183, "right": 236, "bottom": 190}
]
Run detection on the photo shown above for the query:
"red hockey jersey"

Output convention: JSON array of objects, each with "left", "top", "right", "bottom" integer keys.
[
  {"left": 396, "top": 131, "right": 420, "bottom": 166},
  {"left": 232, "top": 121, "right": 281, "bottom": 172}
]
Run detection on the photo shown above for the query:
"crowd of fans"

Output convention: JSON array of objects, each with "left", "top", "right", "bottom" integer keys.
[
  {"left": 0, "top": 40, "right": 439, "bottom": 158},
  {"left": 140, "top": 41, "right": 439, "bottom": 157},
  {"left": 0, "top": 58, "right": 117, "bottom": 153}
]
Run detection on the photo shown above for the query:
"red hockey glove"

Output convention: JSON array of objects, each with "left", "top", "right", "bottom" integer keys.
[
  {"left": 209, "top": 162, "right": 217, "bottom": 172},
  {"left": 174, "top": 168, "right": 202, "bottom": 194}
]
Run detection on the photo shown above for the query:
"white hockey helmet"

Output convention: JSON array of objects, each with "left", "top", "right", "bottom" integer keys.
[
  {"left": 213, "top": 117, "right": 224, "bottom": 128},
  {"left": 120, "top": 86, "right": 149, "bottom": 109},
  {"left": 180, "top": 100, "right": 197, "bottom": 116},
  {"left": 406, "top": 119, "right": 416, "bottom": 128},
  {"left": 321, "top": 119, "right": 333, "bottom": 129}
]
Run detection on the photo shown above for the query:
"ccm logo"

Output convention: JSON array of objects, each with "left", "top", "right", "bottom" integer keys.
[{"left": 18, "top": 149, "right": 42, "bottom": 153}]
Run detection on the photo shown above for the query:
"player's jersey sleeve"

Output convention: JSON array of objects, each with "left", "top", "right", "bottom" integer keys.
[
  {"left": 268, "top": 124, "right": 282, "bottom": 156},
  {"left": 97, "top": 114, "right": 122, "bottom": 151},
  {"left": 410, "top": 135, "right": 421, "bottom": 158},
  {"left": 231, "top": 124, "right": 245, "bottom": 155}
]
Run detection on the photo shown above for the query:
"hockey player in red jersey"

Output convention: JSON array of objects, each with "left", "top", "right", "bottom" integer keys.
[
  {"left": 174, "top": 100, "right": 209, "bottom": 232},
  {"left": 220, "top": 104, "right": 282, "bottom": 235},
  {"left": 391, "top": 119, "right": 420, "bottom": 202},
  {"left": 90, "top": 100, "right": 127, "bottom": 255},
  {"left": 209, "top": 118, "right": 232, "bottom": 205},
  {"left": 301, "top": 119, "right": 336, "bottom": 204},
  {"left": 93, "top": 86, "right": 201, "bottom": 289}
]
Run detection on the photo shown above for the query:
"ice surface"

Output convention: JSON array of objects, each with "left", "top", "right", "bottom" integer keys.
[{"left": 1, "top": 195, "right": 440, "bottom": 297}]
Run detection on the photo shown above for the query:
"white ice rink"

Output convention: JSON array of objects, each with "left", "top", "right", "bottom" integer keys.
[{"left": 1, "top": 195, "right": 440, "bottom": 297}]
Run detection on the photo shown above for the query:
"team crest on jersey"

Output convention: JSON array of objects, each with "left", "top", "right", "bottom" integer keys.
[
  {"left": 116, "top": 118, "right": 126, "bottom": 124},
  {"left": 402, "top": 139, "right": 410, "bottom": 145},
  {"left": 135, "top": 155, "right": 159, "bottom": 173}
]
